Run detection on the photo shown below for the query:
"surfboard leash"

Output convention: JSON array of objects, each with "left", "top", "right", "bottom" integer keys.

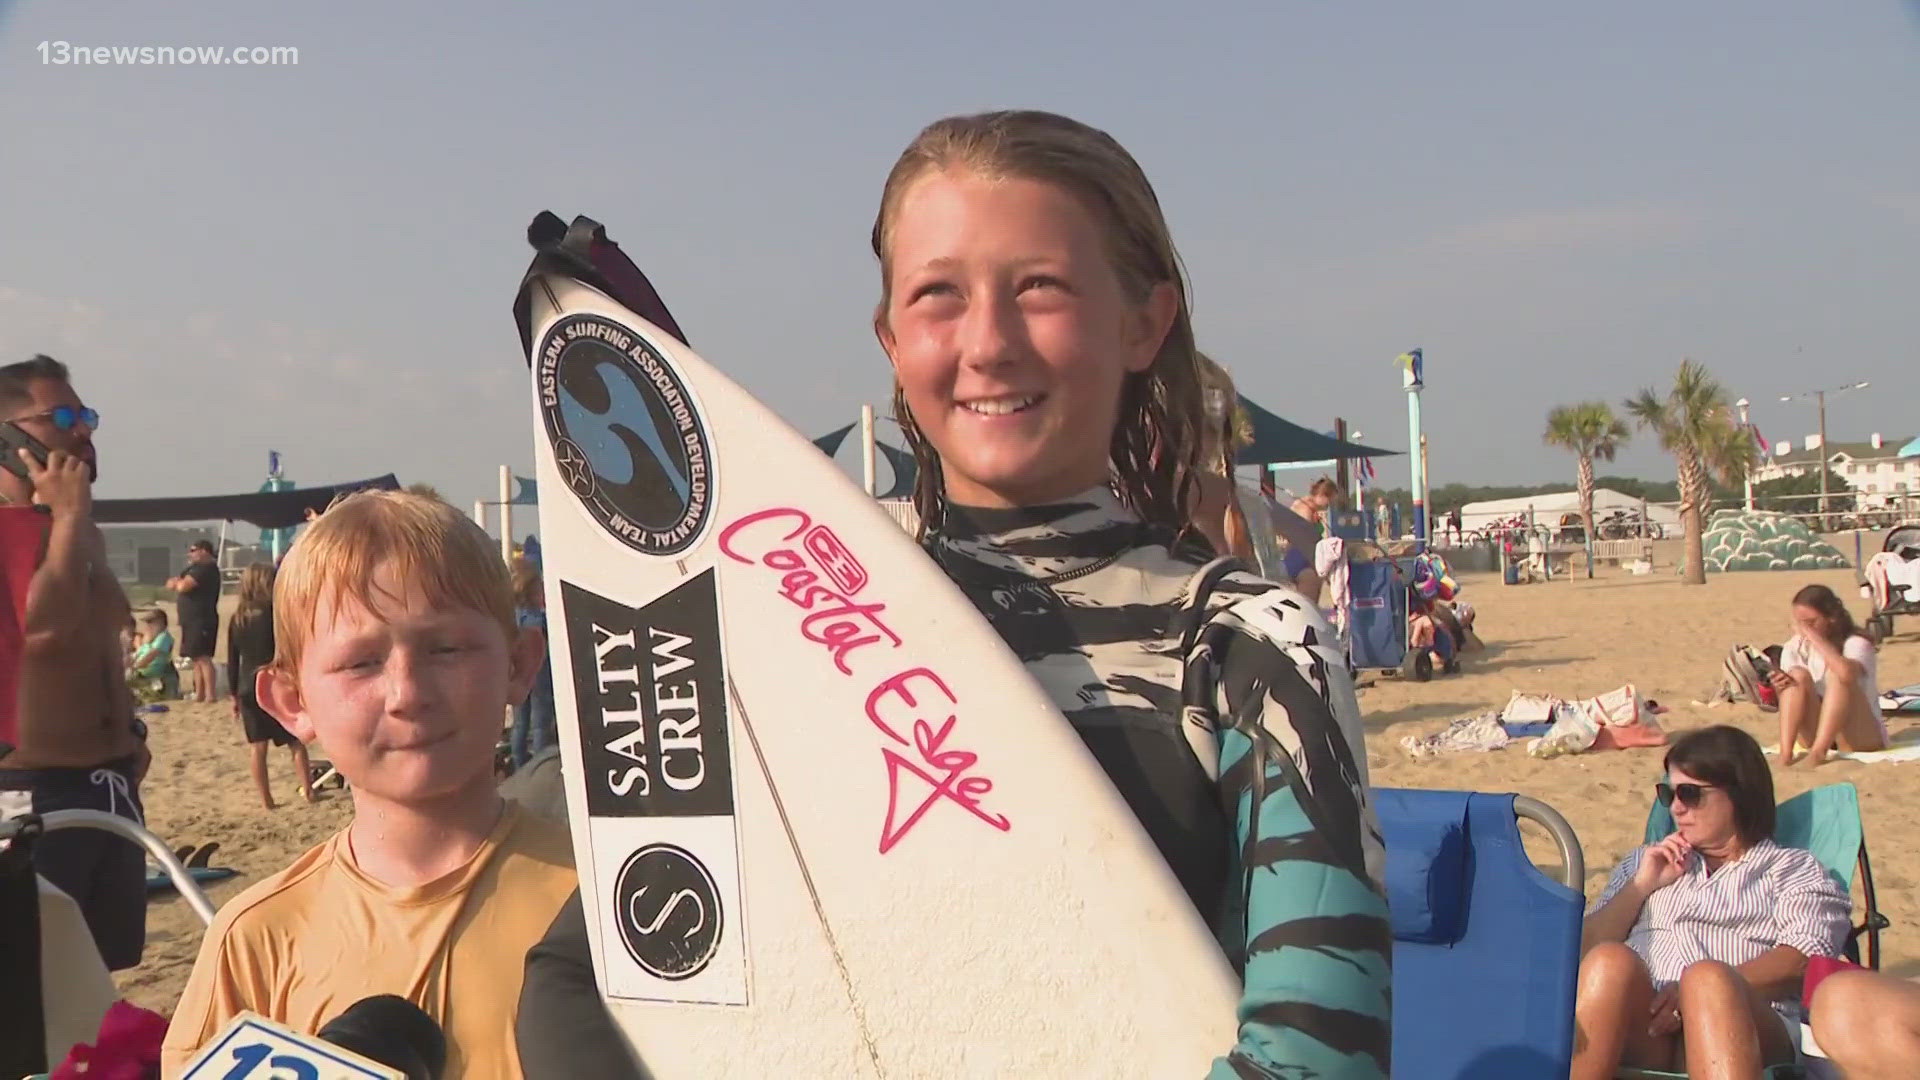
[{"left": 725, "top": 679, "right": 888, "bottom": 1076}]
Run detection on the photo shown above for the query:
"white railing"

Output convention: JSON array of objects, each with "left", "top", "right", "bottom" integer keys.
[{"left": 879, "top": 499, "right": 919, "bottom": 536}]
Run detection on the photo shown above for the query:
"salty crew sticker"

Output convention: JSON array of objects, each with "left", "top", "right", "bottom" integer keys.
[
  {"left": 561, "top": 570, "right": 735, "bottom": 818},
  {"left": 538, "top": 312, "right": 713, "bottom": 555},
  {"left": 563, "top": 570, "right": 749, "bottom": 1004}
]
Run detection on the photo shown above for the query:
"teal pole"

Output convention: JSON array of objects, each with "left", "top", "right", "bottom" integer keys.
[{"left": 1400, "top": 349, "right": 1426, "bottom": 549}]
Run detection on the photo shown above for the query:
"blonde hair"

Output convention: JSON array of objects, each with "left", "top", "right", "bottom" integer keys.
[
  {"left": 271, "top": 490, "right": 516, "bottom": 676},
  {"left": 509, "top": 554, "right": 543, "bottom": 610},
  {"left": 872, "top": 110, "right": 1208, "bottom": 538},
  {"left": 1196, "top": 352, "right": 1251, "bottom": 477},
  {"left": 235, "top": 562, "right": 275, "bottom": 622}
]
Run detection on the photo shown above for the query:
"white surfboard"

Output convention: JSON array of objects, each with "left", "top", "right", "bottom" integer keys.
[{"left": 514, "top": 214, "right": 1240, "bottom": 1078}]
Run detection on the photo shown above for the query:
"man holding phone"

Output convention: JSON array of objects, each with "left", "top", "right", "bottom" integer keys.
[{"left": 0, "top": 354, "right": 151, "bottom": 971}]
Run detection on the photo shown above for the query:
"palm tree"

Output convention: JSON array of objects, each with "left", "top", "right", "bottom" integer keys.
[
  {"left": 1624, "top": 359, "right": 1757, "bottom": 584},
  {"left": 1543, "top": 402, "right": 1631, "bottom": 549}
]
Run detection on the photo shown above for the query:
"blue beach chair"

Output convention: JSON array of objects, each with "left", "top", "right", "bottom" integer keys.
[{"left": 1376, "top": 788, "right": 1586, "bottom": 1079}]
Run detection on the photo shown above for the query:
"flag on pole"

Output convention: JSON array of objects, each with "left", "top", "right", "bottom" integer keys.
[
  {"left": 1395, "top": 348, "right": 1424, "bottom": 388},
  {"left": 1359, "top": 456, "right": 1377, "bottom": 483},
  {"left": 1750, "top": 425, "right": 1767, "bottom": 454}
]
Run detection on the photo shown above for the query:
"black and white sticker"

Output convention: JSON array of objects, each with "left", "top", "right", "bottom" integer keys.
[
  {"left": 563, "top": 571, "right": 734, "bottom": 818},
  {"left": 537, "top": 312, "right": 714, "bottom": 556},
  {"left": 612, "top": 844, "right": 724, "bottom": 981},
  {"left": 562, "top": 571, "right": 748, "bottom": 1005}
]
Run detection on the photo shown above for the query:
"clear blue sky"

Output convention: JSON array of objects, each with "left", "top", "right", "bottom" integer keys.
[{"left": 3, "top": 0, "right": 1916, "bottom": 522}]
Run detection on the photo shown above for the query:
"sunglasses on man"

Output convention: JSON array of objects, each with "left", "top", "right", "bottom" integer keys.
[
  {"left": 9, "top": 405, "right": 100, "bottom": 432},
  {"left": 1655, "top": 781, "right": 1719, "bottom": 809}
]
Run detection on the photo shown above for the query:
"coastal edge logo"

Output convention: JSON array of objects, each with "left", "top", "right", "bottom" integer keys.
[
  {"left": 612, "top": 843, "right": 724, "bottom": 981},
  {"left": 537, "top": 312, "right": 713, "bottom": 556}
]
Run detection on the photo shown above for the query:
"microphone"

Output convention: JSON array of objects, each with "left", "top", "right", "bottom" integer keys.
[
  {"left": 318, "top": 996, "right": 447, "bottom": 1080},
  {"left": 178, "top": 997, "right": 446, "bottom": 1080}
]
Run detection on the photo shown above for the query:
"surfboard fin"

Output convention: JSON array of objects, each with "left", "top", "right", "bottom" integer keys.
[{"left": 514, "top": 212, "right": 689, "bottom": 360}]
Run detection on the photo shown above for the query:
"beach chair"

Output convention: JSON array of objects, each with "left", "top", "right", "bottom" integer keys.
[
  {"left": 1618, "top": 782, "right": 1890, "bottom": 1079},
  {"left": 1376, "top": 788, "right": 1586, "bottom": 1079},
  {"left": 1, "top": 811, "right": 216, "bottom": 1073},
  {"left": 1863, "top": 522, "right": 1920, "bottom": 642}
]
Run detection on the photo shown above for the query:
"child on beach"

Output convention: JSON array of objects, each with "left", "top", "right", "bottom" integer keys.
[
  {"left": 515, "top": 108, "right": 1390, "bottom": 1079},
  {"left": 160, "top": 490, "right": 576, "bottom": 1078},
  {"left": 127, "top": 610, "right": 177, "bottom": 701}
]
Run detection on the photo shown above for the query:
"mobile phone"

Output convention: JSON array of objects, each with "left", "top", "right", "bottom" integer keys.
[{"left": 0, "top": 420, "right": 50, "bottom": 480}]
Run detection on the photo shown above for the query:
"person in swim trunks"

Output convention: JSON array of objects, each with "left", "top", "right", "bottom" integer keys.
[{"left": 0, "top": 354, "right": 151, "bottom": 972}]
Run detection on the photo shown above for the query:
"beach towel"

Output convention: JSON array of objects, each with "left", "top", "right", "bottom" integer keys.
[
  {"left": 1763, "top": 726, "right": 1920, "bottom": 763},
  {"left": 1315, "top": 536, "right": 1349, "bottom": 640},
  {"left": 1882, "top": 684, "right": 1920, "bottom": 714},
  {"left": 1400, "top": 712, "right": 1509, "bottom": 758},
  {"left": 1865, "top": 551, "right": 1920, "bottom": 612},
  {"left": 1, "top": 507, "right": 42, "bottom": 757}
]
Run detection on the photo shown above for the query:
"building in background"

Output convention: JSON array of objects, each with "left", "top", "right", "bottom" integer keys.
[
  {"left": 1752, "top": 435, "right": 1919, "bottom": 513},
  {"left": 101, "top": 526, "right": 263, "bottom": 587}
]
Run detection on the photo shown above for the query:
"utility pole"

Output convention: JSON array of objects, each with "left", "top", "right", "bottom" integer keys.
[{"left": 1780, "top": 380, "right": 1869, "bottom": 530}]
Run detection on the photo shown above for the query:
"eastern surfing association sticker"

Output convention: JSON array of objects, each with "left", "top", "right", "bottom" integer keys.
[
  {"left": 537, "top": 312, "right": 713, "bottom": 556},
  {"left": 613, "top": 843, "right": 725, "bottom": 981}
]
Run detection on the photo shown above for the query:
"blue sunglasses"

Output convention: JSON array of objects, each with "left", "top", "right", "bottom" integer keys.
[{"left": 12, "top": 405, "right": 100, "bottom": 431}]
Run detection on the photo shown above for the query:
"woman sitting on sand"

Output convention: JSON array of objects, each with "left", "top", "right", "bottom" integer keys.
[
  {"left": 1572, "top": 725, "right": 1849, "bottom": 1080},
  {"left": 226, "top": 563, "right": 315, "bottom": 809},
  {"left": 1772, "top": 583, "right": 1886, "bottom": 766}
]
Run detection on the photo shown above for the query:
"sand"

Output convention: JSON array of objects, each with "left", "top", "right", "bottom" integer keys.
[{"left": 111, "top": 562, "right": 1920, "bottom": 1017}]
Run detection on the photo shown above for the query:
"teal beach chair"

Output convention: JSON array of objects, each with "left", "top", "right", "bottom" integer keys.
[{"left": 1617, "top": 782, "right": 1889, "bottom": 1079}]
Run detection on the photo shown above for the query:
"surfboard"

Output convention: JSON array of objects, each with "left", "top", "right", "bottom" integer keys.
[{"left": 513, "top": 214, "right": 1241, "bottom": 1077}]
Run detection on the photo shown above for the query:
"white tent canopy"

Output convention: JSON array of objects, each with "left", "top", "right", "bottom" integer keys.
[{"left": 1456, "top": 488, "right": 1683, "bottom": 532}]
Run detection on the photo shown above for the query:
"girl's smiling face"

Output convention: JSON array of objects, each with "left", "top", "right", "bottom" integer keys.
[{"left": 876, "top": 169, "right": 1173, "bottom": 508}]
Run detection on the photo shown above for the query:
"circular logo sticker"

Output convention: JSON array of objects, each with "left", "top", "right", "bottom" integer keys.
[
  {"left": 537, "top": 313, "right": 713, "bottom": 556},
  {"left": 612, "top": 843, "right": 723, "bottom": 981}
]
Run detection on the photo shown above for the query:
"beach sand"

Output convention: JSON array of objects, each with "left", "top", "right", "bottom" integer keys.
[{"left": 114, "top": 562, "right": 1920, "bottom": 1017}]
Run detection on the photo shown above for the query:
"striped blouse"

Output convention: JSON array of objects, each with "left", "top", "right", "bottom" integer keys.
[{"left": 1592, "top": 838, "right": 1850, "bottom": 991}]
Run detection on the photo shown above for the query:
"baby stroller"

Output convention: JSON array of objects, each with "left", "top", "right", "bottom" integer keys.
[{"left": 1863, "top": 521, "right": 1920, "bottom": 641}]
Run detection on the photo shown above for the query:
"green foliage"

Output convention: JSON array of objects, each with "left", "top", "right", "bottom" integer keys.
[{"left": 1753, "top": 468, "right": 1853, "bottom": 514}]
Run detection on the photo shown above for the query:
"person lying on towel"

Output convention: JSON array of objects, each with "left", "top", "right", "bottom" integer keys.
[{"left": 1572, "top": 725, "right": 1848, "bottom": 1080}]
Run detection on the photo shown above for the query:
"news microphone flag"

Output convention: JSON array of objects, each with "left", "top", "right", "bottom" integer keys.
[{"left": 179, "top": 1012, "right": 406, "bottom": 1080}]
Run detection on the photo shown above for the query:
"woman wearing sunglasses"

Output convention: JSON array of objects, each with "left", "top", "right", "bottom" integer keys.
[{"left": 1571, "top": 725, "right": 1850, "bottom": 1079}]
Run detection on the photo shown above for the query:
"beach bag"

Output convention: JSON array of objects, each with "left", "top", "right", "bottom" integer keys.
[{"left": 1722, "top": 644, "right": 1777, "bottom": 712}]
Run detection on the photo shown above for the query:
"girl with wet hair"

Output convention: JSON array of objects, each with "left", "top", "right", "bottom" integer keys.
[{"left": 873, "top": 109, "right": 1389, "bottom": 1077}]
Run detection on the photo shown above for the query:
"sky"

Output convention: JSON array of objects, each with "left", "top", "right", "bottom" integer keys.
[{"left": 2, "top": 1, "right": 1916, "bottom": 532}]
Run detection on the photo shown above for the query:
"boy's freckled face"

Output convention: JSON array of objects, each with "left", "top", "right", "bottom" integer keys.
[{"left": 288, "top": 562, "right": 518, "bottom": 802}]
